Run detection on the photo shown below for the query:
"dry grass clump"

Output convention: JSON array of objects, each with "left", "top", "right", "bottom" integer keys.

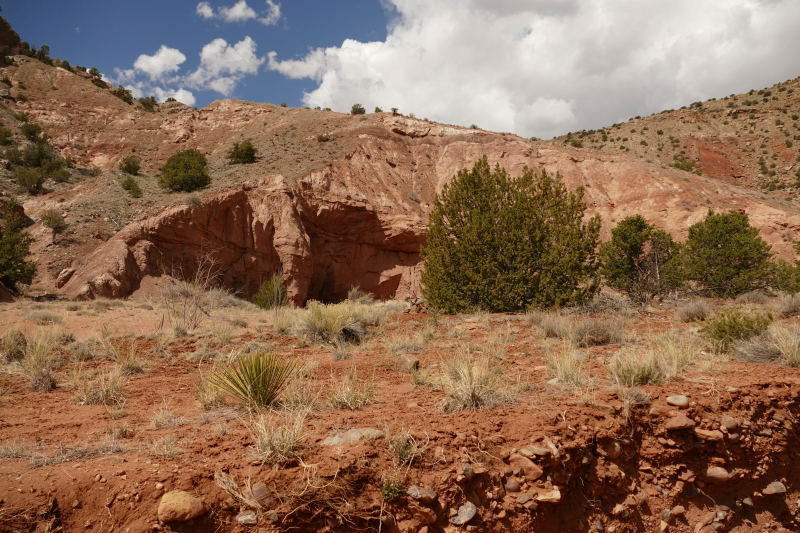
[
  {"left": 102, "top": 338, "right": 145, "bottom": 375},
  {"left": 545, "top": 344, "right": 589, "bottom": 387},
  {"left": 151, "top": 436, "right": 181, "bottom": 459},
  {"left": 272, "top": 307, "right": 304, "bottom": 334},
  {"left": 327, "top": 369, "right": 375, "bottom": 410},
  {"left": 295, "top": 300, "right": 403, "bottom": 345},
  {"left": 71, "top": 368, "right": 126, "bottom": 406},
  {"left": 540, "top": 317, "right": 571, "bottom": 339},
  {"left": 607, "top": 333, "right": 702, "bottom": 385},
  {"left": 571, "top": 318, "right": 624, "bottom": 347},
  {"left": 779, "top": 294, "right": 800, "bottom": 318},
  {"left": 734, "top": 325, "right": 800, "bottom": 367},
  {"left": 440, "top": 349, "right": 513, "bottom": 412},
  {"left": 195, "top": 368, "right": 225, "bottom": 410},
  {"left": 18, "top": 330, "right": 58, "bottom": 391},
  {"left": 151, "top": 401, "right": 185, "bottom": 429},
  {"left": 1, "top": 328, "right": 27, "bottom": 362},
  {"left": 246, "top": 410, "right": 307, "bottom": 464},
  {"left": 68, "top": 339, "right": 97, "bottom": 362},
  {"left": 280, "top": 377, "right": 319, "bottom": 412},
  {"left": 384, "top": 331, "right": 423, "bottom": 356},
  {"left": 0, "top": 439, "right": 31, "bottom": 459},
  {"left": 26, "top": 310, "right": 62, "bottom": 325},
  {"left": 676, "top": 300, "right": 711, "bottom": 322},
  {"left": 569, "top": 292, "right": 631, "bottom": 316},
  {"left": 735, "top": 290, "right": 770, "bottom": 305}
]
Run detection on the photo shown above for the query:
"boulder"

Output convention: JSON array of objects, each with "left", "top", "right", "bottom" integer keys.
[{"left": 157, "top": 491, "right": 210, "bottom": 522}]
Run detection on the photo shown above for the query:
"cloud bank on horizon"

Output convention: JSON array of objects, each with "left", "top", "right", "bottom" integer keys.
[
  {"left": 267, "top": 0, "right": 800, "bottom": 138},
  {"left": 108, "top": 0, "right": 800, "bottom": 139}
]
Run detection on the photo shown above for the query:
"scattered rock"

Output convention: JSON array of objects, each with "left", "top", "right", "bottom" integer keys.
[
  {"left": 508, "top": 454, "right": 544, "bottom": 480},
  {"left": 406, "top": 485, "right": 437, "bottom": 503},
  {"left": 249, "top": 482, "right": 275, "bottom": 508},
  {"left": 265, "top": 510, "right": 279, "bottom": 524},
  {"left": 665, "top": 414, "right": 696, "bottom": 430},
  {"left": 516, "top": 493, "right": 533, "bottom": 504},
  {"left": 157, "top": 491, "right": 210, "bottom": 523},
  {"left": 155, "top": 483, "right": 164, "bottom": 490},
  {"left": 462, "top": 464, "right": 474, "bottom": 479},
  {"left": 595, "top": 520, "right": 605, "bottom": 532},
  {"left": 504, "top": 479, "right": 521, "bottom": 492},
  {"left": 721, "top": 416, "right": 739, "bottom": 431},
  {"left": 98, "top": 455, "right": 125, "bottom": 464},
  {"left": 666, "top": 395, "right": 689, "bottom": 408},
  {"left": 694, "top": 428, "right": 724, "bottom": 441},
  {"left": 702, "top": 467, "right": 730, "bottom": 484},
  {"left": 600, "top": 440, "right": 622, "bottom": 459},
  {"left": 380, "top": 514, "right": 396, "bottom": 527},
  {"left": 395, "top": 355, "right": 419, "bottom": 372},
  {"left": 519, "top": 445, "right": 551, "bottom": 458},
  {"left": 449, "top": 501, "right": 477, "bottom": 525},
  {"left": 236, "top": 511, "right": 258, "bottom": 526},
  {"left": 763, "top": 482, "right": 787, "bottom": 495},
  {"left": 536, "top": 489, "right": 561, "bottom": 503},
  {"left": 71, "top": 500, "right": 80, "bottom": 509},
  {"left": 321, "top": 428, "right": 384, "bottom": 446},
  {"left": 671, "top": 505, "right": 686, "bottom": 516},
  {"left": 742, "top": 497, "right": 754, "bottom": 507}
]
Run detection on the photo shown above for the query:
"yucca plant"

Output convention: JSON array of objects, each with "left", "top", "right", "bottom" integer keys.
[{"left": 208, "top": 351, "right": 298, "bottom": 410}]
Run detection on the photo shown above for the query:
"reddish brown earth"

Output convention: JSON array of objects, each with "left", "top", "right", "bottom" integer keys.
[{"left": 1, "top": 300, "right": 800, "bottom": 533}]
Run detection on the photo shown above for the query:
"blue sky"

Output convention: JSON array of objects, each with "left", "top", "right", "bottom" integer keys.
[
  {"left": 4, "top": 0, "right": 394, "bottom": 109},
  {"left": 5, "top": 1, "right": 800, "bottom": 139}
]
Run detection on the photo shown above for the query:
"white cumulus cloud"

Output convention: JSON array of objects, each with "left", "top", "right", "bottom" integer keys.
[
  {"left": 267, "top": 0, "right": 800, "bottom": 139},
  {"left": 133, "top": 45, "right": 187, "bottom": 80},
  {"left": 185, "top": 36, "right": 265, "bottom": 95},
  {"left": 195, "top": 1, "right": 281, "bottom": 25}
]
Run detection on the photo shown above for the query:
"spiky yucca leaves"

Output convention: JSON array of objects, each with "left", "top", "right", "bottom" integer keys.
[
  {"left": 421, "top": 156, "right": 601, "bottom": 313},
  {"left": 208, "top": 351, "right": 298, "bottom": 410}
]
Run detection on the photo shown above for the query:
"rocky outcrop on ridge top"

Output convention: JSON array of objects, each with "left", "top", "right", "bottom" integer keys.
[{"left": 4, "top": 53, "right": 800, "bottom": 301}]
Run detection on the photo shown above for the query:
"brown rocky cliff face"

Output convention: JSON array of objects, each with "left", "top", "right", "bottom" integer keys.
[
  {"left": 0, "top": 16, "right": 20, "bottom": 56},
  {"left": 60, "top": 115, "right": 800, "bottom": 303},
  {"left": 8, "top": 56, "right": 800, "bottom": 302}
]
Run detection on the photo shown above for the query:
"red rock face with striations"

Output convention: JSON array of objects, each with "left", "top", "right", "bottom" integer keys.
[
  {"left": 59, "top": 114, "right": 800, "bottom": 303},
  {"left": 8, "top": 56, "right": 800, "bottom": 302}
]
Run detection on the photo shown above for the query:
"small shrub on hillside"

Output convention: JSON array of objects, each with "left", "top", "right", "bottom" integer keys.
[
  {"left": 0, "top": 199, "right": 37, "bottom": 289},
  {"left": 14, "top": 167, "right": 45, "bottom": 194},
  {"left": 227, "top": 140, "right": 257, "bottom": 164},
  {"left": 20, "top": 122, "right": 42, "bottom": 141},
  {"left": 121, "top": 176, "right": 142, "bottom": 198},
  {"left": 19, "top": 331, "right": 57, "bottom": 391},
  {"left": 119, "top": 155, "right": 140, "bottom": 175},
  {"left": 735, "top": 290, "right": 770, "bottom": 305},
  {"left": 699, "top": 308, "right": 772, "bottom": 351},
  {"left": 351, "top": 103, "right": 366, "bottom": 115},
  {"left": 545, "top": 345, "right": 589, "bottom": 387},
  {"left": 40, "top": 210, "right": 66, "bottom": 236},
  {"left": 138, "top": 96, "right": 157, "bottom": 112},
  {"left": 116, "top": 85, "right": 133, "bottom": 105},
  {"left": 671, "top": 210, "right": 774, "bottom": 297},
  {"left": 88, "top": 67, "right": 100, "bottom": 78},
  {"left": 252, "top": 272, "right": 288, "bottom": 310},
  {"left": 421, "top": 156, "right": 601, "bottom": 313},
  {"left": 158, "top": 149, "right": 211, "bottom": 192},
  {"left": 0, "top": 127, "right": 13, "bottom": 146},
  {"left": 441, "top": 350, "right": 512, "bottom": 412},
  {"left": 600, "top": 215, "right": 678, "bottom": 302},
  {"left": 317, "top": 134, "right": 330, "bottom": 142}
]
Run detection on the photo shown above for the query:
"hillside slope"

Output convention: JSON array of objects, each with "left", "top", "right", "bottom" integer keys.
[
  {"left": 3, "top": 49, "right": 800, "bottom": 302},
  {"left": 554, "top": 77, "right": 800, "bottom": 194}
]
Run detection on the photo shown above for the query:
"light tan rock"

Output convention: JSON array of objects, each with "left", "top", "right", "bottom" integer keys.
[{"left": 157, "top": 490, "right": 209, "bottom": 522}]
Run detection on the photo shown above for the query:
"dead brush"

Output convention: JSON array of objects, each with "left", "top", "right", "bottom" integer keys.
[
  {"left": 71, "top": 367, "right": 126, "bottom": 406},
  {"left": 676, "top": 300, "right": 711, "bottom": 322},
  {"left": 389, "top": 430, "right": 429, "bottom": 465},
  {"left": 440, "top": 348, "right": 514, "bottom": 412},
  {"left": 160, "top": 251, "right": 222, "bottom": 332},
  {"left": 214, "top": 471, "right": 269, "bottom": 510},
  {"left": 101, "top": 338, "right": 145, "bottom": 375},
  {"left": 18, "top": 330, "right": 58, "bottom": 391},
  {"left": 280, "top": 377, "right": 319, "bottom": 413},
  {"left": 383, "top": 331, "right": 423, "bottom": 356},
  {"left": 195, "top": 364, "right": 225, "bottom": 410},
  {"left": 735, "top": 290, "right": 771, "bottom": 305},
  {"left": 326, "top": 369, "right": 375, "bottom": 410},
  {"left": 779, "top": 294, "right": 800, "bottom": 318},
  {"left": 539, "top": 316, "right": 571, "bottom": 339},
  {"left": 617, "top": 387, "right": 652, "bottom": 423},
  {"left": 280, "top": 462, "right": 356, "bottom": 526},
  {"left": 246, "top": 409, "right": 308, "bottom": 464},
  {"left": 1, "top": 328, "right": 27, "bottom": 362},
  {"left": 545, "top": 343, "right": 589, "bottom": 387},
  {"left": 571, "top": 318, "right": 624, "bottom": 347}
]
